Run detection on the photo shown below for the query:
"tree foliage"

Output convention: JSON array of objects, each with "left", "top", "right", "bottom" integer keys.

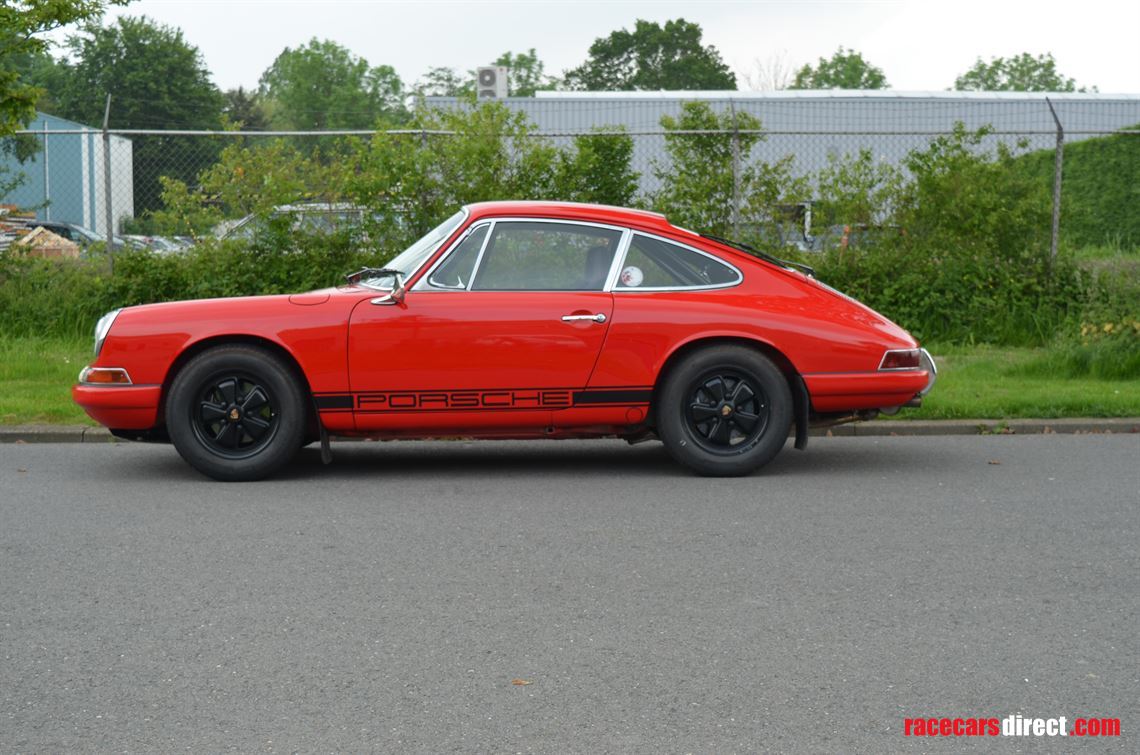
[
  {"left": 259, "top": 38, "right": 406, "bottom": 129},
  {"left": 0, "top": 0, "right": 127, "bottom": 135},
  {"left": 790, "top": 47, "right": 888, "bottom": 90},
  {"left": 413, "top": 49, "right": 555, "bottom": 99},
  {"left": 564, "top": 19, "right": 736, "bottom": 91},
  {"left": 953, "top": 52, "right": 1088, "bottom": 92},
  {"left": 813, "top": 149, "right": 903, "bottom": 227},
  {"left": 413, "top": 66, "right": 473, "bottom": 99},
  {"left": 653, "top": 101, "right": 806, "bottom": 238},
  {"left": 817, "top": 125, "right": 1071, "bottom": 345},
  {"left": 555, "top": 128, "right": 640, "bottom": 207},
  {"left": 222, "top": 87, "right": 270, "bottom": 131},
  {"left": 47, "top": 15, "right": 225, "bottom": 215},
  {"left": 55, "top": 16, "right": 222, "bottom": 129},
  {"left": 492, "top": 48, "right": 557, "bottom": 96}
]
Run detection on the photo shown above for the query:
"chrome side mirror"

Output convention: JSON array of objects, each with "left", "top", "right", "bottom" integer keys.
[{"left": 370, "top": 272, "right": 406, "bottom": 306}]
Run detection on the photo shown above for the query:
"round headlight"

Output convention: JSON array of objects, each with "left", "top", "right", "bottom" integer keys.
[{"left": 93, "top": 308, "right": 122, "bottom": 357}]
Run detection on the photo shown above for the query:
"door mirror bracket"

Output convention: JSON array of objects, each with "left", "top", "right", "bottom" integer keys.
[{"left": 370, "top": 272, "right": 406, "bottom": 306}]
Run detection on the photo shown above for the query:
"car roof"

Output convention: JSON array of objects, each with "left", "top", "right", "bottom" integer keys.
[{"left": 463, "top": 201, "right": 682, "bottom": 234}]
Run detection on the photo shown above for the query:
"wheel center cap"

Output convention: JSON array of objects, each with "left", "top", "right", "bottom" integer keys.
[
  {"left": 720, "top": 404, "right": 734, "bottom": 417},
  {"left": 228, "top": 407, "right": 241, "bottom": 422}
]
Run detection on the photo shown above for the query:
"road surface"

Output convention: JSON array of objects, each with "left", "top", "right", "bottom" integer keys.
[{"left": 2, "top": 435, "right": 1137, "bottom": 751}]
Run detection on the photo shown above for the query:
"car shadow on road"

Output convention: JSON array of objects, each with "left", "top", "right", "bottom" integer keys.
[
  {"left": 77, "top": 436, "right": 947, "bottom": 484},
  {"left": 264, "top": 437, "right": 941, "bottom": 482}
]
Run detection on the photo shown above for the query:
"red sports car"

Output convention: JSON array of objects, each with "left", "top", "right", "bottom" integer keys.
[{"left": 73, "top": 201, "right": 936, "bottom": 481}]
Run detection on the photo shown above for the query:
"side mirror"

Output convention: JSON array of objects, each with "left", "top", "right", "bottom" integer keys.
[{"left": 370, "top": 272, "right": 406, "bottom": 306}]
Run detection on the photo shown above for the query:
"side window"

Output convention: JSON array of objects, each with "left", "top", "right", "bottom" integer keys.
[
  {"left": 616, "top": 234, "right": 740, "bottom": 289},
  {"left": 427, "top": 224, "right": 488, "bottom": 289},
  {"left": 470, "top": 222, "right": 622, "bottom": 291}
]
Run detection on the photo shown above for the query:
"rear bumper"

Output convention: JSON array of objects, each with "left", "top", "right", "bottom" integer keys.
[
  {"left": 804, "top": 369, "right": 933, "bottom": 412},
  {"left": 917, "top": 348, "right": 938, "bottom": 395},
  {"left": 72, "top": 384, "right": 162, "bottom": 429}
]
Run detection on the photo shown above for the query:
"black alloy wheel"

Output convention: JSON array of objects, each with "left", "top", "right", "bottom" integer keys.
[
  {"left": 657, "top": 345, "right": 793, "bottom": 477},
  {"left": 685, "top": 370, "right": 770, "bottom": 454},
  {"left": 192, "top": 373, "right": 279, "bottom": 459},
  {"left": 166, "top": 345, "right": 307, "bottom": 481}
]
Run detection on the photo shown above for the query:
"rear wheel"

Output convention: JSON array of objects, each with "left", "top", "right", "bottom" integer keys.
[
  {"left": 166, "top": 345, "right": 307, "bottom": 481},
  {"left": 657, "top": 345, "right": 793, "bottom": 476}
]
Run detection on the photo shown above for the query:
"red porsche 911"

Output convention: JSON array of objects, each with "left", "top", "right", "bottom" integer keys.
[{"left": 73, "top": 201, "right": 935, "bottom": 481}]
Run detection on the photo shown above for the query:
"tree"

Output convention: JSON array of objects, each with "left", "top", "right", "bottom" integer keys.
[
  {"left": 790, "top": 47, "right": 888, "bottom": 90},
  {"left": 49, "top": 16, "right": 225, "bottom": 216},
  {"left": 492, "top": 49, "right": 556, "bottom": 96},
  {"left": 564, "top": 18, "right": 736, "bottom": 91},
  {"left": 55, "top": 16, "right": 222, "bottom": 129},
  {"left": 259, "top": 39, "right": 407, "bottom": 129},
  {"left": 412, "top": 50, "right": 554, "bottom": 99},
  {"left": 953, "top": 52, "right": 1089, "bottom": 92},
  {"left": 222, "top": 87, "right": 270, "bottom": 131},
  {"left": 0, "top": 0, "right": 127, "bottom": 135},
  {"left": 740, "top": 52, "right": 794, "bottom": 91},
  {"left": 413, "top": 66, "right": 472, "bottom": 99},
  {"left": 555, "top": 128, "right": 639, "bottom": 206}
]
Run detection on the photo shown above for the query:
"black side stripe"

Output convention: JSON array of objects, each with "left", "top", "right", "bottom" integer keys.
[
  {"left": 314, "top": 394, "right": 353, "bottom": 410},
  {"left": 572, "top": 389, "right": 652, "bottom": 405}
]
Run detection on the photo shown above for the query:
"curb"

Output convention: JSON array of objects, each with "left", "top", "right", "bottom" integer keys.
[
  {"left": 812, "top": 418, "right": 1140, "bottom": 437},
  {"left": 1, "top": 419, "right": 1138, "bottom": 444}
]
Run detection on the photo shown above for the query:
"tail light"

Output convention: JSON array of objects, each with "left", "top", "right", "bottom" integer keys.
[{"left": 878, "top": 349, "right": 922, "bottom": 370}]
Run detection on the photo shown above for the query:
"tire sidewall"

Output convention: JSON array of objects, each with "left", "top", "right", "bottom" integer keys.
[
  {"left": 166, "top": 346, "right": 306, "bottom": 481},
  {"left": 658, "top": 346, "right": 793, "bottom": 476}
]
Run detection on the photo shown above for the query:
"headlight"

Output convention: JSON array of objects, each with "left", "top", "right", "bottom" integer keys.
[{"left": 93, "top": 308, "right": 122, "bottom": 357}]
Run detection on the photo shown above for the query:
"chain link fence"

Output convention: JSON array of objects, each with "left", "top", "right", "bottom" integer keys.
[{"left": 3, "top": 94, "right": 1139, "bottom": 256}]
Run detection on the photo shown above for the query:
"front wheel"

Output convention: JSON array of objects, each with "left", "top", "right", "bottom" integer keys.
[
  {"left": 657, "top": 346, "right": 793, "bottom": 476},
  {"left": 166, "top": 345, "right": 307, "bottom": 481}
]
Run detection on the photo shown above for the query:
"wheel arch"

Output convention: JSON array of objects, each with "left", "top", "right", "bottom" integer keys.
[
  {"left": 652, "top": 335, "right": 811, "bottom": 449},
  {"left": 158, "top": 334, "right": 319, "bottom": 437}
]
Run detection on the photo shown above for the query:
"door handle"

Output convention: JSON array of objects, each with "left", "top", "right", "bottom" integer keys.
[{"left": 561, "top": 313, "right": 607, "bottom": 323}]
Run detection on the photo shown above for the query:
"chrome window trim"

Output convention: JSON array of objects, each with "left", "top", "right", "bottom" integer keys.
[
  {"left": 611, "top": 231, "right": 744, "bottom": 292},
  {"left": 366, "top": 208, "right": 468, "bottom": 292},
  {"left": 465, "top": 220, "right": 498, "bottom": 290},
  {"left": 414, "top": 219, "right": 494, "bottom": 291},
  {"left": 602, "top": 230, "right": 634, "bottom": 292},
  {"left": 462, "top": 217, "right": 629, "bottom": 293}
]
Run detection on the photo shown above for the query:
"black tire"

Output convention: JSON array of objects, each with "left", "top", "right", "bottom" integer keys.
[
  {"left": 165, "top": 345, "right": 307, "bottom": 481},
  {"left": 657, "top": 345, "right": 793, "bottom": 477}
]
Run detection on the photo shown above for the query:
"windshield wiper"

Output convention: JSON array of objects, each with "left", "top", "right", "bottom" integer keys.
[
  {"left": 702, "top": 233, "right": 816, "bottom": 278},
  {"left": 344, "top": 267, "right": 403, "bottom": 289}
]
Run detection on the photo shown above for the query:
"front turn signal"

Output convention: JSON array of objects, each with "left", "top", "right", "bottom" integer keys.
[{"left": 79, "top": 366, "right": 133, "bottom": 385}]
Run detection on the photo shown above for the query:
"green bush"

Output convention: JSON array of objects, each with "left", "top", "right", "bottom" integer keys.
[
  {"left": 814, "top": 125, "right": 1087, "bottom": 346},
  {"left": 0, "top": 232, "right": 387, "bottom": 340},
  {"left": 1016, "top": 127, "right": 1140, "bottom": 249}
]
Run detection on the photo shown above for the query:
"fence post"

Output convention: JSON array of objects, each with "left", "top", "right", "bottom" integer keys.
[
  {"left": 102, "top": 93, "right": 114, "bottom": 272},
  {"left": 42, "top": 120, "right": 51, "bottom": 220},
  {"left": 1045, "top": 97, "right": 1063, "bottom": 264},
  {"left": 730, "top": 100, "right": 741, "bottom": 237}
]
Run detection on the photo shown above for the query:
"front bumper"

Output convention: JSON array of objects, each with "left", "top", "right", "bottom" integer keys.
[{"left": 72, "top": 383, "right": 162, "bottom": 429}]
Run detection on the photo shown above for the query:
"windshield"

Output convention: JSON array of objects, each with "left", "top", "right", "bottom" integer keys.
[{"left": 359, "top": 209, "right": 467, "bottom": 290}]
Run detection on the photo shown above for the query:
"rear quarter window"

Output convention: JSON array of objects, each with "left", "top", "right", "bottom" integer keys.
[{"left": 617, "top": 234, "right": 740, "bottom": 289}]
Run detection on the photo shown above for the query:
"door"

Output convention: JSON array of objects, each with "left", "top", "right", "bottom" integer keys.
[{"left": 348, "top": 219, "right": 626, "bottom": 432}]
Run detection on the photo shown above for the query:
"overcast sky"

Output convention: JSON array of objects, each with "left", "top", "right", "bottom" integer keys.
[{"left": 59, "top": 0, "right": 1140, "bottom": 93}]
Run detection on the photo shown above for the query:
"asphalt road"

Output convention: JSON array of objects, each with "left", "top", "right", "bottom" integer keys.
[{"left": 1, "top": 435, "right": 1137, "bottom": 752}]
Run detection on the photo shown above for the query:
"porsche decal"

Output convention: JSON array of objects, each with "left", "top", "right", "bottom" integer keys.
[{"left": 314, "top": 388, "right": 651, "bottom": 413}]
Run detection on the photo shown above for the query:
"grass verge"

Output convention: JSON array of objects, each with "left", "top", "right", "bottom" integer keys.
[
  {"left": 1, "top": 338, "right": 1137, "bottom": 426},
  {"left": 0, "top": 337, "right": 95, "bottom": 425},
  {"left": 900, "top": 345, "right": 1140, "bottom": 420}
]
